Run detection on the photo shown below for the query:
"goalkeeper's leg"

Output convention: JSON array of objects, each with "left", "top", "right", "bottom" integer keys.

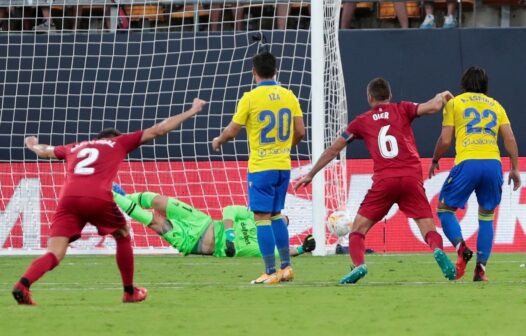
[
  {"left": 127, "top": 192, "right": 202, "bottom": 222},
  {"left": 113, "top": 192, "right": 172, "bottom": 235}
]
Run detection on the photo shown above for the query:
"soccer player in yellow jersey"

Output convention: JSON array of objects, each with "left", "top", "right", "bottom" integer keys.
[
  {"left": 429, "top": 67, "right": 522, "bottom": 281},
  {"left": 212, "top": 51, "right": 305, "bottom": 284}
]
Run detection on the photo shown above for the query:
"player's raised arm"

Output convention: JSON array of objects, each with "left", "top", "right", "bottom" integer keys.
[
  {"left": 24, "top": 136, "right": 57, "bottom": 159},
  {"left": 140, "top": 98, "right": 207, "bottom": 144},
  {"left": 417, "top": 91, "right": 454, "bottom": 116},
  {"left": 294, "top": 137, "right": 348, "bottom": 190},
  {"left": 500, "top": 123, "right": 522, "bottom": 191},
  {"left": 212, "top": 121, "right": 243, "bottom": 152}
]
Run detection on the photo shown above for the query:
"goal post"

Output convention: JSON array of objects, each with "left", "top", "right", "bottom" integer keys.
[
  {"left": 0, "top": 0, "right": 348, "bottom": 255},
  {"left": 310, "top": 0, "right": 326, "bottom": 256}
]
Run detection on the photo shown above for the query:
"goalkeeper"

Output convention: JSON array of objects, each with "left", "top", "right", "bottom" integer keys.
[{"left": 112, "top": 184, "right": 315, "bottom": 257}]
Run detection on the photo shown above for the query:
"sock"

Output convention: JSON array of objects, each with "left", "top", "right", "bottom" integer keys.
[
  {"left": 128, "top": 192, "right": 158, "bottom": 209},
  {"left": 271, "top": 215, "right": 291, "bottom": 269},
  {"left": 424, "top": 230, "right": 444, "bottom": 250},
  {"left": 20, "top": 252, "right": 59, "bottom": 287},
  {"left": 476, "top": 212, "right": 494, "bottom": 264},
  {"left": 437, "top": 209, "right": 463, "bottom": 247},
  {"left": 256, "top": 220, "right": 276, "bottom": 274},
  {"left": 115, "top": 235, "right": 134, "bottom": 290},
  {"left": 349, "top": 232, "right": 366, "bottom": 266},
  {"left": 113, "top": 192, "right": 154, "bottom": 226}
]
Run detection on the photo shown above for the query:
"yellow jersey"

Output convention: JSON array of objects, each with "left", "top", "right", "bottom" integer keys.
[
  {"left": 232, "top": 81, "right": 303, "bottom": 173},
  {"left": 443, "top": 92, "right": 510, "bottom": 164}
]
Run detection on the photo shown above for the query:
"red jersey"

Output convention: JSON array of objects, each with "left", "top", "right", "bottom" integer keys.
[
  {"left": 54, "top": 131, "right": 143, "bottom": 202},
  {"left": 342, "top": 102, "right": 423, "bottom": 181}
]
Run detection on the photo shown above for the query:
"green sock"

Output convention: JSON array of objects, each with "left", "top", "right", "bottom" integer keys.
[
  {"left": 113, "top": 192, "right": 153, "bottom": 226},
  {"left": 128, "top": 192, "right": 159, "bottom": 209}
]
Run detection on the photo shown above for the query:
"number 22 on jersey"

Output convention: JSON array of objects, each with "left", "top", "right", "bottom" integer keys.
[
  {"left": 74, "top": 148, "right": 99, "bottom": 175},
  {"left": 464, "top": 108, "right": 497, "bottom": 136}
]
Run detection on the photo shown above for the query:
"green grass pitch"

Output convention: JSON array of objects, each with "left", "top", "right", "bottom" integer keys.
[{"left": 2, "top": 253, "right": 526, "bottom": 336}]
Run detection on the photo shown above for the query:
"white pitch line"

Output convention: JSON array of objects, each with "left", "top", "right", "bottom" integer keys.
[{"left": 1, "top": 280, "right": 526, "bottom": 291}]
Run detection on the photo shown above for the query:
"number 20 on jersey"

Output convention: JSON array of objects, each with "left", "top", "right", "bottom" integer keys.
[{"left": 258, "top": 108, "right": 292, "bottom": 144}]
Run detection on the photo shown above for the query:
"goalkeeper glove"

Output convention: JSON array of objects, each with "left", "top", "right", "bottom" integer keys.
[
  {"left": 297, "top": 234, "right": 316, "bottom": 254},
  {"left": 112, "top": 182, "right": 127, "bottom": 196},
  {"left": 225, "top": 241, "right": 236, "bottom": 257}
]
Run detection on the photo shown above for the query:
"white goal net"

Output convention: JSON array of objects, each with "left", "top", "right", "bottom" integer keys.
[{"left": 0, "top": 0, "right": 347, "bottom": 255}]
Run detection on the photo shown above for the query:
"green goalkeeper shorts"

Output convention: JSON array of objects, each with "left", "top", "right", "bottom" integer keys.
[{"left": 161, "top": 201, "right": 212, "bottom": 255}]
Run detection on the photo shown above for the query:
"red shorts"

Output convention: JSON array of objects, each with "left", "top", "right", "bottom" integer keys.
[
  {"left": 358, "top": 176, "right": 433, "bottom": 222},
  {"left": 51, "top": 196, "right": 126, "bottom": 242}
]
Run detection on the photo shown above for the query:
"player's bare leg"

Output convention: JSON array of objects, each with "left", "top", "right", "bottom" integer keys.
[
  {"left": 437, "top": 202, "right": 473, "bottom": 280},
  {"left": 414, "top": 218, "right": 456, "bottom": 280},
  {"left": 150, "top": 194, "right": 169, "bottom": 216},
  {"left": 112, "top": 227, "right": 147, "bottom": 303},
  {"left": 12, "top": 237, "right": 68, "bottom": 305},
  {"left": 340, "top": 214, "right": 374, "bottom": 284}
]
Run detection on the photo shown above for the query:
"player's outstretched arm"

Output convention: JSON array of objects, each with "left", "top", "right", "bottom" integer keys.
[
  {"left": 294, "top": 137, "right": 347, "bottom": 190},
  {"left": 429, "top": 126, "right": 454, "bottom": 178},
  {"left": 212, "top": 122, "right": 242, "bottom": 152},
  {"left": 140, "top": 98, "right": 207, "bottom": 144},
  {"left": 417, "top": 91, "right": 454, "bottom": 116},
  {"left": 500, "top": 124, "right": 522, "bottom": 191},
  {"left": 24, "top": 136, "right": 57, "bottom": 159}
]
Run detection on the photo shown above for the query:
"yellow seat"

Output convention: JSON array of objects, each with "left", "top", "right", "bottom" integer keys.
[
  {"left": 125, "top": 5, "right": 165, "bottom": 22},
  {"left": 378, "top": 2, "right": 421, "bottom": 20},
  {"left": 170, "top": 5, "right": 209, "bottom": 20}
]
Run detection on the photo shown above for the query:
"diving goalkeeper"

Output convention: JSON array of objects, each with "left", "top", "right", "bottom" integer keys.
[{"left": 112, "top": 184, "right": 315, "bottom": 257}]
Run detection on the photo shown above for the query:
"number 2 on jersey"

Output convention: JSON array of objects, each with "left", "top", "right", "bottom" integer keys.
[
  {"left": 259, "top": 108, "right": 292, "bottom": 144},
  {"left": 378, "top": 125, "right": 399, "bottom": 158},
  {"left": 74, "top": 148, "right": 99, "bottom": 175}
]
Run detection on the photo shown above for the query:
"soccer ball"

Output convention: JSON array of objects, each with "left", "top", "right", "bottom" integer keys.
[{"left": 327, "top": 211, "right": 352, "bottom": 237}]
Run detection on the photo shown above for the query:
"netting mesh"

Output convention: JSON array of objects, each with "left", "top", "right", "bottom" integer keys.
[{"left": 0, "top": 0, "right": 348, "bottom": 254}]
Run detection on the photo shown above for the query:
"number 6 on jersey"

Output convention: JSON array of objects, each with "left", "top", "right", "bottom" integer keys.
[{"left": 378, "top": 125, "right": 399, "bottom": 158}]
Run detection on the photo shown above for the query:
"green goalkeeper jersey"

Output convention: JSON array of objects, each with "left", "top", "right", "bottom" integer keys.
[
  {"left": 217, "top": 205, "right": 262, "bottom": 257},
  {"left": 113, "top": 191, "right": 263, "bottom": 257}
]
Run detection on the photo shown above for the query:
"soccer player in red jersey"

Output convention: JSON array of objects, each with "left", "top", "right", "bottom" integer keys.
[
  {"left": 295, "top": 78, "right": 456, "bottom": 284},
  {"left": 12, "top": 98, "right": 206, "bottom": 305}
]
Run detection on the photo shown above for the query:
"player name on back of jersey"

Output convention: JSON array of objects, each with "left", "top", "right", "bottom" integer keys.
[
  {"left": 71, "top": 139, "right": 117, "bottom": 152},
  {"left": 372, "top": 112, "right": 389, "bottom": 120},
  {"left": 461, "top": 95, "right": 495, "bottom": 106}
]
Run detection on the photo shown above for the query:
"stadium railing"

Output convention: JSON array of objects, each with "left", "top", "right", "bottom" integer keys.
[{"left": 0, "top": 0, "right": 479, "bottom": 30}]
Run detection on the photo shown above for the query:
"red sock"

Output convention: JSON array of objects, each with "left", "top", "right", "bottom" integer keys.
[
  {"left": 20, "top": 252, "right": 59, "bottom": 287},
  {"left": 349, "top": 232, "right": 366, "bottom": 266},
  {"left": 115, "top": 235, "right": 134, "bottom": 288},
  {"left": 425, "top": 231, "right": 444, "bottom": 250}
]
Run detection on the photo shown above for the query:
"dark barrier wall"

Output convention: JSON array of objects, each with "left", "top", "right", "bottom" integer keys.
[
  {"left": 341, "top": 28, "right": 526, "bottom": 159},
  {"left": 1, "top": 29, "right": 524, "bottom": 161}
]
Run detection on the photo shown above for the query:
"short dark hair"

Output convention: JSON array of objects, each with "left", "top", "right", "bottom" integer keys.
[
  {"left": 461, "top": 66, "right": 488, "bottom": 94},
  {"left": 367, "top": 78, "right": 392, "bottom": 101},
  {"left": 252, "top": 51, "right": 276, "bottom": 79},
  {"left": 96, "top": 128, "right": 121, "bottom": 139}
]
